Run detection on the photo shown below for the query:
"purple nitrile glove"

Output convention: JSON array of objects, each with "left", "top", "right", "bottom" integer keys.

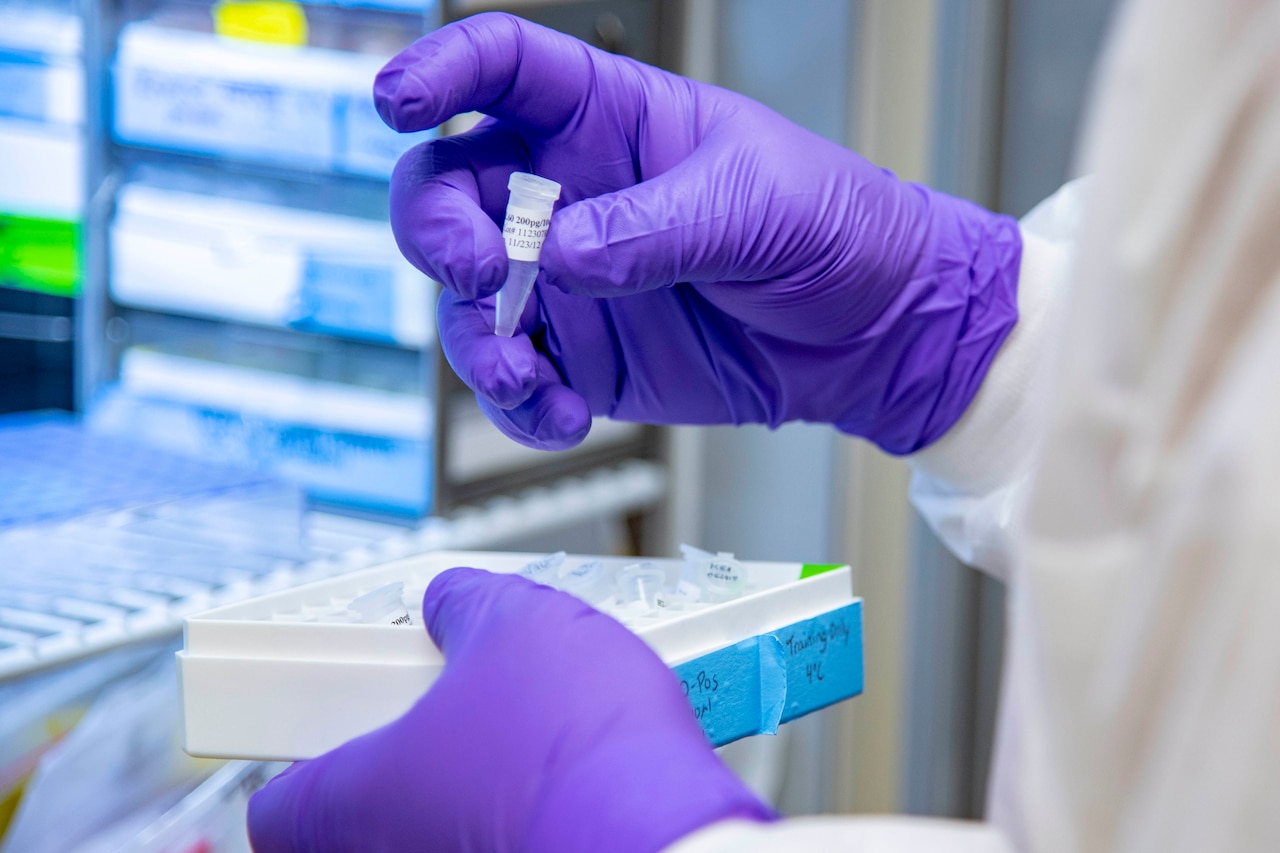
[
  {"left": 247, "top": 568, "right": 772, "bottom": 853},
  {"left": 378, "top": 13, "right": 1021, "bottom": 455}
]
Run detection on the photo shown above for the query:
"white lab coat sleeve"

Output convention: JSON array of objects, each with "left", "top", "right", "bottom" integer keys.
[
  {"left": 906, "top": 180, "right": 1086, "bottom": 581},
  {"left": 657, "top": 185, "right": 1085, "bottom": 853},
  {"left": 663, "top": 817, "right": 1013, "bottom": 853}
]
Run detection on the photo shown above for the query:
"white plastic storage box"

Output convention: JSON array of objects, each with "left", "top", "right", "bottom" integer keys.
[{"left": 178, "top": 551, "right": 864, "bottom": 761}]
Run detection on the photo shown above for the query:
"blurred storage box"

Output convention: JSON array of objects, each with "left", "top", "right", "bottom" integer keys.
[
  {"left": 110, "top": 182, "right": 432, "bottom": 346},
  {"left": 91, "top": 345, "right": 432, "bottom": 517},
  {"left": 0, "top": 2, "right": 83, "bottom": 296},
  {"left": 0, "top": 3, "right": 83, "bottom": 127},
  {"left": 0, "top": 119, "right": 83, "bottom": 222},
  {"left": 112, "top": 21, "right": 432, "bottom": 177}
]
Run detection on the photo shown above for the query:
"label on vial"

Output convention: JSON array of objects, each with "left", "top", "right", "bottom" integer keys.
[
  {"left": 705, "top": 558, "right": 743, "bottom": 587},
  {"left": 503, "top": 206, "right": 552, "bottom": 261},
  {"left": 565, "top": 560, "right": 601, "bottom": 581},
  {"left": 518, "top": 551, "right": 566, "bottom": 583}
]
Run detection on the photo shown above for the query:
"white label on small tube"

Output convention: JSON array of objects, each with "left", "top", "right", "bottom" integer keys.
[{"left": 503, "top": 205, "right": 552, "bottom": 262}]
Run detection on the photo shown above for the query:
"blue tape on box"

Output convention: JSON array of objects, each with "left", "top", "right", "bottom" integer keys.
[
  {"left": 672, "top": 601, "right": 863, "bottom": 746},
  {"left": 777, "top": 601, "right": 864, "bottom": 724}
]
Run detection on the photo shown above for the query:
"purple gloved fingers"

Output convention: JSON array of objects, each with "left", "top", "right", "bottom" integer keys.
[
  {"left": 538, "top": 105, "right": 871, "bottom": 303},
  {"left": 438, "top": 286, "right": 593, "bottom": 449},
  {"left": 475, "top": 351, "right": 592, "bottom": 450},
  {"left": 383, "top": 14, "right": 1022, "bottom": 456},
  {"left": 375, "top": 12, "right": 639, "bottom": 135},
  {"left": 421, "top": 568, "right": 774, "bottom": 853},
  {"left": 378, "top": 11, "right": 699, "bottom": 214},
  {"left": 248, "top": 568, "right": 772, "bottom": 853},
  {"left": 420, "top": 566, "right": 581, "bottom": 655},
  {"left": 389, "top": 122, "right": 527, "bottom": 299},
  {"left": 438, "top": 289, "right": 538, "bottom": 409},
  {"left": 539, "top": 143, "right": 754, "bottom": 298},
  {"left": 247, "top": 730, "right": 420, "bottom": 853}
]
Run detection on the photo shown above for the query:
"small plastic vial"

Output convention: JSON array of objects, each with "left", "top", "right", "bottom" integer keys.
[
  {"left": 654, "top": 579, "right": 703, "bottom": 611},
  {"left": 518, "top": 551, "right": 567, "bottom": 585},
  {"left": 552, "top": 559, "right": 612, "bottom": 605},
  {"left": 346, "top": 582, "right": 412, "bottom": 626},
  {"left": 680, "top": 544, "right": 748, "bottom": 603},
  {"left": 615, "top": 561, "right": 667, "bottom": 611},
  {"left": 304, "top": 600, "right": 350, "bottom": 622},
  {"left": 495, "top": 172, "right": 562, "bottom": 337}
]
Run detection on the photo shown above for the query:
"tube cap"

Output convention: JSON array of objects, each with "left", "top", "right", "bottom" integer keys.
[{"left": 508, "top": 172, "right": 562, "bottom": 204}]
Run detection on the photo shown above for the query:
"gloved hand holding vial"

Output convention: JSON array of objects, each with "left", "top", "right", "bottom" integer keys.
[
  {"left": 495, "top": 172, "right": 561, "bottom": 336},
  {"left": 249, "top": 4, "right": 1280, "bottom": 853}
]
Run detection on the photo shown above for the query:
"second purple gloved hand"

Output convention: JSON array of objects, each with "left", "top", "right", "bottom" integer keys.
[
  {"left": 379, "top": 14, "right": 1022, "bottom": 455},
  {"left": 248, "top": 568, "right": 771, "bottom": 853}
]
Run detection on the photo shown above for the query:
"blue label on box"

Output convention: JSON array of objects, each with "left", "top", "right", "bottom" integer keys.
[
  {"left": 672, "top": 601, "right": 863, "bottom": 746},
  {"left": 197, "top": 411, "right": 431, "bottom": 516},
  {"left": 0, "top": 53, "right": 48, "bottom": 122},
  {"left": 776, "top": 602, "right": 863, "bottom": 723},
  {"left": 292, "top": 255, "right": 397, "bottom": 343},
  {"left": 335, "top": 93, "right": 436, "bottom": 179},
  {"left": 89, "top": 389, "right": 432, "bottom": 517},
  {"left": 113, "top": 64, "right": 335, "bottom": 169}
]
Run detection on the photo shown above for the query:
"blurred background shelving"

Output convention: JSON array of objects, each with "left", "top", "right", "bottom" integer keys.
[
  {"left": 1, "top": 3, "right": 678, "bottom": 847},
  {"left": 60, "top": 0, "right": 666, "bottom": 522},
  {"left": 0, "top": 0, "right": 83, "bottom": 415},
  {"left": 0, "top": 1, "right": 1122, "bottom": 850},
  {"left": 83, "top": 0, "right": 444, "bottom": 518}
]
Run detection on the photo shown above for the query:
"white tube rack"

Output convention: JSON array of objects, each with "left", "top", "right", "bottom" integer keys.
[{"left": 0, "top": 460, "right": 667, "bottom": 682}]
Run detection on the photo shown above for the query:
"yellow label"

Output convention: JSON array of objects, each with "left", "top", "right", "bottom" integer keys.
[{"left": 213, "top": 1, "right": 308, "bottom": 46}]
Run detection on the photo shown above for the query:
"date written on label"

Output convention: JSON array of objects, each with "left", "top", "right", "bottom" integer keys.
[
  {"left": 503, "top": 211, "right": 550, "bottom": 252},
  {"left": 679, "top": 669, "right": 720, "bottom": 720}
]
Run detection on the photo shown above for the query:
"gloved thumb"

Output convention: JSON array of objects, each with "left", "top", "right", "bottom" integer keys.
[
  {"left": 540, "top": 140, "right": 755, "bottom": 297},
  {"left": 422, "top": 567, "right": 599, "bottom": 661},
  {"left": 247, "top": 761, "right": 320, "bottom": 852},
  {"left": 422, "top": 567, "right": 554, "bottom": 659},
  {"left": 248, "top": 727, "right": 423, "bottom": 851}
]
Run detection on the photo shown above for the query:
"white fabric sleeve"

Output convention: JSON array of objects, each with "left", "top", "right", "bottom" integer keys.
[
  {"left": 663, "top": 817, "right": 1013, "bottom": 853},
  {"left": 907, "top": 180, "right": 1086, "bottom": 581},
  {"left": 661, "top": 184, "right": 1085, "bottom": 853}
]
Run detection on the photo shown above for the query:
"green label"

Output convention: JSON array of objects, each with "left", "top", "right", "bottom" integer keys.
[
  {"left": 0, "top": 214, "right": 81, "bottom": 297},
  {"left": 799, "top": 562, "right": 845, "bottom": 580}
]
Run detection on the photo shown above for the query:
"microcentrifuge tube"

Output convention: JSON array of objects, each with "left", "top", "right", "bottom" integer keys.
[
  {"left": 680, "top": 544, "right": 748, "bottom": 603},
  {"left": 518, "top": 551, "right": 567, "bottom": 584},
  {"left": 615, "top": 561, "right": 667, "bottom": 611},
  {"left": 655, "top": 579, "right": 702, "bottom": 611},
  {"left": 552, "top": 559, "right": 612, "bottom": 605},
  {"left": 347, "top": 582, "right": 412, "bottom": 626},
  {"left": 495, "top": 172, "right": 562, "bottom": 337}
]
